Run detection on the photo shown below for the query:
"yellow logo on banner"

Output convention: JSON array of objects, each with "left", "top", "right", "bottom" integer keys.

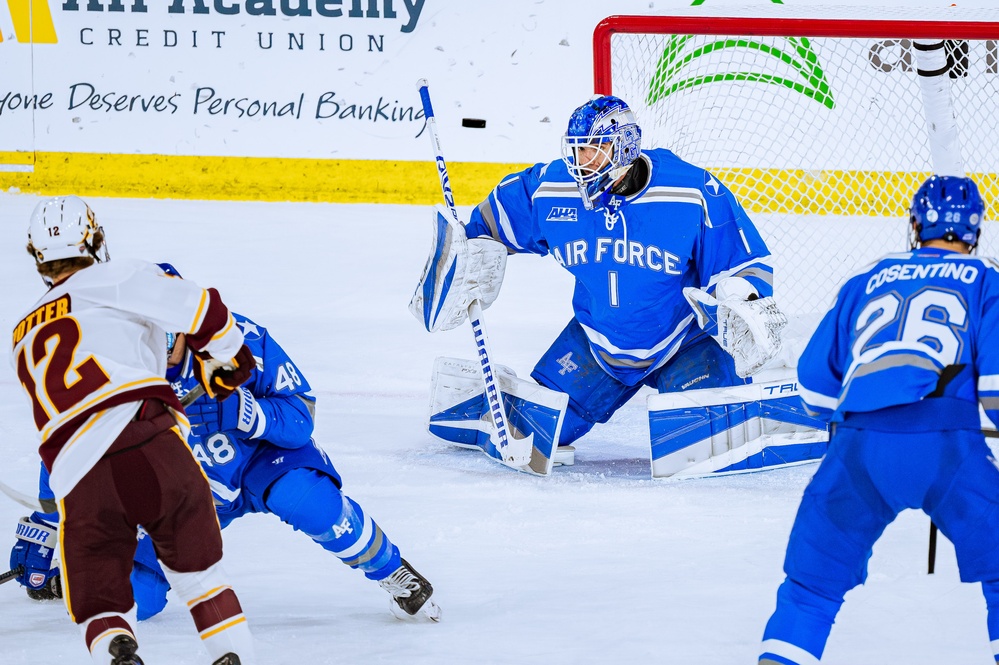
[{"left": 2, "top": 0, "right": 58, "bottom": 44}]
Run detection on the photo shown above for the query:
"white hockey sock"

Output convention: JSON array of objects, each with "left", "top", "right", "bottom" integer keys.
[
  {"left": 80, "top": 607, "right": 138, "bottom": 665},
  {"left": 162, "top": 561, "right": 256, "bottom": 664}
]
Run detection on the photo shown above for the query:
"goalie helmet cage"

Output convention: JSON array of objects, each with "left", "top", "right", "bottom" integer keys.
[{"left": 593, "top": 7, "right": 999, "bottom": 324}]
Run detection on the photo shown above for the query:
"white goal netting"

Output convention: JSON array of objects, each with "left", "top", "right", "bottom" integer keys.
[{"left": 598, "top": 6, "right": 999, "bottom": 328}]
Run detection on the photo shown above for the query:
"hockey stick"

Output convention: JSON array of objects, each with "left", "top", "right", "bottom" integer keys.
[
  {"left": 0, "top": 479, "right": 43, "bottom": 512},
  {"left": 0, "top": 566, "right": 24, "bottom": 587},
  {"left": 928, "top": 521, "right": 938, "bottom": 574},
  {"left": 0, "top": 387, "right": 205, "bottom": 513},
  {"left": 181, "top": 384, "right": 206, "bottom": 407},
  {"left": 415, "top": 79, "right": 534, "bottom": 472}
]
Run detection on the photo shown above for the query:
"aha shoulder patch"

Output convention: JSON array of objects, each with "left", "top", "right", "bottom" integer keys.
[{"left": 546, "top": 206, "right": 578, "bottom": 222}]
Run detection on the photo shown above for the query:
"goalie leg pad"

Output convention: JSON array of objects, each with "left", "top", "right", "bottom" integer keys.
[
  {"left": 429, "top": 357, "right": 568, "bottom": 475},
  {"left": 648, "top": 373, "right": 828, "bottom": 479}
]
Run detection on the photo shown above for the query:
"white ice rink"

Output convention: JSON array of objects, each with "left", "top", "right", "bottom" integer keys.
[{"left": 0, "top": 194, "right": 991, "bottom": 664}]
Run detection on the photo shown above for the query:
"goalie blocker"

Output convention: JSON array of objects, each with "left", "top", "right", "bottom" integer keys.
[
  {"left": 649, "top": 373, "right": 828, "bottom": 479},
  {"left": 428, "top": 357, "right": 568, "bottom": 476}
]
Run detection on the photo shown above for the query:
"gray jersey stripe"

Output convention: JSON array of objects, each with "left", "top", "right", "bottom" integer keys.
[
  {"left": 597, "top": 350, "right": 656, "bottom": 369},
  {"left": 477, "top": 200, "right": 501, "bottom": 242},
  {"left": 840, "top": 353, "right": 940, "bottom": 409}
]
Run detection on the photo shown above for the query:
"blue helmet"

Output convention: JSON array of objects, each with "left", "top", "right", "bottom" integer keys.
[
  {"left": 909, "top": 175, "right": 984, "bottom": 248},
  {"left": 561, "top": 95, "right": 642, "bottom": 210}
]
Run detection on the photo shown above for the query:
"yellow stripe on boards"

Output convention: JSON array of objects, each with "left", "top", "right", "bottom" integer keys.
[
  {"left": 3, "top": 152, "right": 997, "bottom": 215},
  {"left": 8, "top": 0, "right": 58, "bottom": 44},
  {"left": 0, "top": 152, "right": 528, "bottom": 206},
  {"left": 0, "top": 151, "right": 35, "bottom": 165}
]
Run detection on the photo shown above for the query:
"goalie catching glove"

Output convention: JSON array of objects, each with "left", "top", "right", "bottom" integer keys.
[
  {"left": 410, "top": 205, "right": 507, "bottom": 332},
  {"left": 683, "top": 278, "right": 788, "bottom": 378}
]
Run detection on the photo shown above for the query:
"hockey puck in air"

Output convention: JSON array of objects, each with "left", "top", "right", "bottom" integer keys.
[{"left": 462, "top": 118, "right": 487, "bottom": 128}]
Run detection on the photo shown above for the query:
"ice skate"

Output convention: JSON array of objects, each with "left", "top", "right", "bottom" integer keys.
[
  {"left": 553, "top": 445, "right": 575, "bottom": 466},
  {"left": 378, "top": 559, "right": 441, "bottom": 622},
  {"left": 212, "top": 654, "right": 241, "bottom": 665},
  {"left": 109, "top": 635, "right": 144, "bottom": 665}
]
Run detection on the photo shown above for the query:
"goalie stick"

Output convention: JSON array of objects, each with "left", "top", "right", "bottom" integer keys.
[
  {"left": 0, "top": 386, "right": 207, "bottom": 512},
  {"left": 415, "top": 79, "right": 534, "bottom": 473}
]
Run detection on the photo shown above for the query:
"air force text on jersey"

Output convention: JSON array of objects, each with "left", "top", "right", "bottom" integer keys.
[{"left": 552, "top": 235, "right": 682, "bottom": 275}]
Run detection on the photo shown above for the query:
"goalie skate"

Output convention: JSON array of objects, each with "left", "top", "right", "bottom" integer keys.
[{"left": 378, "top": 559, "right": 441, "bottom": 622}]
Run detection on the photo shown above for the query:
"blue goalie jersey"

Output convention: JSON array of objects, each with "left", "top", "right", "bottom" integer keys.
[
  {"left": 168, "top": 314, "right": 317, "bottom": 524},
  {"left": 798, "top": 247, "right": 999, "bottom": 425},
  {"left": 464, "top": 148, "right": 774, "bottom": 386}
]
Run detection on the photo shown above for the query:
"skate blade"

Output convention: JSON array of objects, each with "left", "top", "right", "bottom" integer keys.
[{"left": 389, "top": 598, "right": 442, "bottom": 623}]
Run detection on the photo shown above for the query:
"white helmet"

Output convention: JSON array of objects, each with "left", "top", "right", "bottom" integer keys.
[{"left": 27, "top": 196, "right": 109, "bottom": 264}]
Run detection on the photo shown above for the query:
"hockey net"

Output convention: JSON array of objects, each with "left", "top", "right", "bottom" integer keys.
[{"left": 595, "top": 7, "right": 999, "bottom": 329}]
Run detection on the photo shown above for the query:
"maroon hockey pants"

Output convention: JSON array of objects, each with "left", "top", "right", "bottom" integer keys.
[{"left": 60, "top": 400, "right": 224, "bottom": 624}]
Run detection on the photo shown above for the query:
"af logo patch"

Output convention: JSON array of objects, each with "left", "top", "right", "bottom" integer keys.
[
  {"left": 546, "top": 207, "right": 578, "bottom": 222},
  {"left": 557, "top": 352, "right": 579, "bottom": 375}
]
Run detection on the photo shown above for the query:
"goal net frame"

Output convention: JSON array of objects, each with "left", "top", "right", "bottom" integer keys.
[{"left": 592, "top": 11, "right": 999, "bottom": 324}]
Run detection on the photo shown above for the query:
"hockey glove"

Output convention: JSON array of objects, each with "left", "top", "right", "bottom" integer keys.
[
  {"left": 683, "top": 286, "right": 788, "bottom": 378},
  {"left": 410, "top": 205, "right": 507, "bottom": 332},
  {"left": 186, "top": 386, "right": 263, "bottom": 438},
  {"left": 193, "top": 344, "right": 256, "bottom": 401},
  {"left": 10, "top": 514, "right": 62, "bottom": 601}
]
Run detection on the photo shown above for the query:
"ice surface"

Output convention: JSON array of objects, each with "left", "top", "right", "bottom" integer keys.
[{"left": 0, "top": 195, "right": 989, "bottom": 664}]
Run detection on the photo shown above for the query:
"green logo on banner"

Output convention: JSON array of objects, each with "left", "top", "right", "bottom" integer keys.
[{"left": 650, "top": 0, "right": 835, "bottom": 109}]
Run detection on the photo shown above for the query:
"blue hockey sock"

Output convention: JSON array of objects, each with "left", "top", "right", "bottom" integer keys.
[
  {"left": 266, "top": 469, "right": 401, "bottom": 581},
  {"left": 760, "top": 578, "right": 842, "bottom": 664},
  {"left": 982, "top": 580, "right": 999, "bottom": 662}
]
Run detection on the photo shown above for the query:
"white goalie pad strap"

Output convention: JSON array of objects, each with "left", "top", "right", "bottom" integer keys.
[
  {"left": 409, "top": 205, "right": 507, "bottom": 333},
  {"left": 428, "top": 356, "right": 568, "bottom": 476},
  {"left": 683, "top": 287, "right": 788, "bottom": 378},
  {"left": 648, "top": 373, "right": 828, "bottom": 479}
]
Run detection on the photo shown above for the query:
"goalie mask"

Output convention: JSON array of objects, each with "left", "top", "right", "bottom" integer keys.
[
  {"left": 27, "top": 196, "right": 109, "bottom": 266},
  {"left": 561, "top": 95, "right": 642, "bottom": 210},
  {"left": 909, "top": 175, "right": 984, "bottom": 249}
]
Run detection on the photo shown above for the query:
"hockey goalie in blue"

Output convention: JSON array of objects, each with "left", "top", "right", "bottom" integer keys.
[
  {"left": 759, "top": 176, "right": 999, "bottom": 664},
  {"left": 411, "top": 94, "right": 800, "bottom": 474},
  {"left": 11, "top": 266, "right": 441, "bottom": 624}
]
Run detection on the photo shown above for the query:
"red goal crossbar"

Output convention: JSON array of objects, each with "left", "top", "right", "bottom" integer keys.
[{"left": 593, "top": 15, "right": 999, "bottom": 94}]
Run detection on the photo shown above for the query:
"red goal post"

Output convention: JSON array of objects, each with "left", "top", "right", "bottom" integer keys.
[{"left": 592, "top": 10, "right": 999, "bottom": 321}]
